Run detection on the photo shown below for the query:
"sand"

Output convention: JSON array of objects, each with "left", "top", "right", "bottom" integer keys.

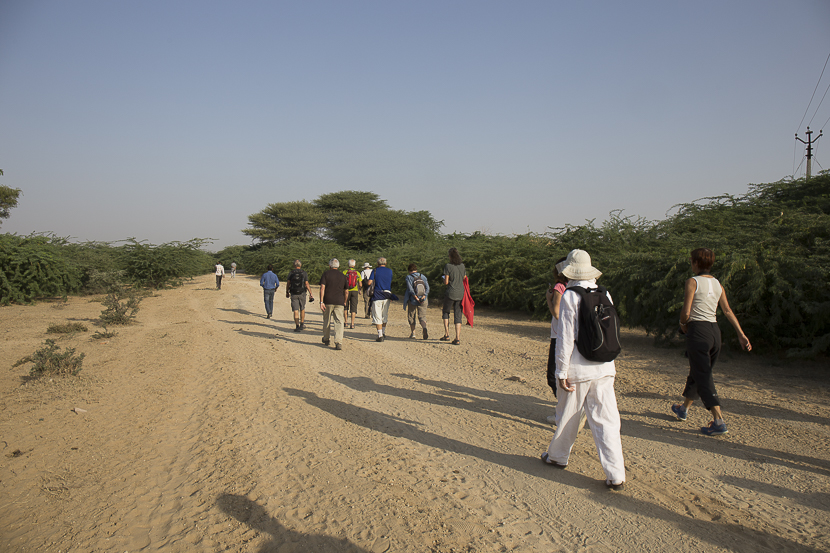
[{"left": 1, "top": 273, "right": 828, "bottom": 552}]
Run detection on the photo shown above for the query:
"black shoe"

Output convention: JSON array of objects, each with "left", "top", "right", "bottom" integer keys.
[
  {"left": 335, "top": 343, "right": 342, "bottom": 350},
  {"left": 294, "top": 326, "right": 301, "bottom": 332},
  {"left": 376, "top": 335, "right": 384, "bottom": 342},
  {"left": 266, "top": 313, "right": 271, "bottom": 319},
  {"left": 423, "top": 328, "right": 428, "bottom": 340},
  {"left": 322, "top": 338, "right": 330, "bottom": 346},
  {"left": 300, "top": 323, "right": 306, "bottom": 330}
]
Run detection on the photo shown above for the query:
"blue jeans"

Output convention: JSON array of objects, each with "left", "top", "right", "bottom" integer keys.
[{"left": 263, "top": 288, "right": 276, "bottom": 315}]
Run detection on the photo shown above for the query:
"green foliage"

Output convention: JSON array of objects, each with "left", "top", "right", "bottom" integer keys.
[
  {"left": 0, "top": 186, "right": 21, "bottom": 225},
  {"left": 99, "top": 286, "right": 143, "bottom": 325},
  {"left": 0, "top": 234, "right": 82, "bottom": 304},
  {"left": 243, "top": 191, "right": 443, "bottom": 248},
  {"left": 119, "top": 239, "right": 215, "bottom": 288},
  {"left": 214, "top": 245, "right": 247, "bottom": 271},
  {"left": 0, "top": 168, "right": 21, "bottom": 225},
  {"left": 47, "top": 322, "right": 88, "bottom": 334},
  {"left": 243, "top": 200, "right": 326, "bottom": 243},
  {"left": 13, "top": 339, "right": 85, "bottom": 377}
]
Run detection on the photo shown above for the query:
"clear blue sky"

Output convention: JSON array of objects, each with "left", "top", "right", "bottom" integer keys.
[{"left": 2, "top": 0, "right": 829, "bottom": 251}]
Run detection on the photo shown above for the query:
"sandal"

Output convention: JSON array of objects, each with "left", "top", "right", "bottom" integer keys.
[
  {"left": 440, "top": 335, "right": 450, "bottom": 341},
  {"left": 451, "top": 339, "right": 460, "bottom": 345},
  {"left": 540, "top": 452, "right": 567, "bottom": 469}
]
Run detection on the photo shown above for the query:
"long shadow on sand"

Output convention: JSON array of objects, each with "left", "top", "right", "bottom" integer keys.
[
  {"left": 621, "top": 412, "right": 830, "bottom": 477},
  {"left": 217, "top": 493, "right": 370, "bottom": 553},
  {"left": 283, "top": 388, "right": 822, "bottom": 552},
  {"left": 321, "top": 372, "right": 549, "bottom": 431}
]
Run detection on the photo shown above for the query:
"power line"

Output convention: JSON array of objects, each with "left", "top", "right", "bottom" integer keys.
[
  {"left": 796, "top": 51, "right": 830, "bottom": 133},
  {"left": 807, "top": 79, "right": 830, "bottom": 128}
]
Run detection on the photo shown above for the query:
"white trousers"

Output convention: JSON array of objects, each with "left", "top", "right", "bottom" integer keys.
[{"left": 546, "top": 375, "right": 625, "bottom": 483}]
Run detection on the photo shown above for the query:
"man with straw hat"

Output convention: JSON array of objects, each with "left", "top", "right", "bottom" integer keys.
[{"left": 540, "top": 249, "right": 626, "bottom": 491}]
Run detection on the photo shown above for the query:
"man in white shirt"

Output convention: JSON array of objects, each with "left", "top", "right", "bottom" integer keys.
[
  {"left": 541, "top": 249, "right": 625, "bottom": 490},
  {"left": 215, "top": 263, "right": 225, "bottom": 290}
]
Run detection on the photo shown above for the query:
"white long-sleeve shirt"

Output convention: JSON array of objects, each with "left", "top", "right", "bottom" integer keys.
[{"left": 554, "top": 279, "right": 616, "bottom": 382}]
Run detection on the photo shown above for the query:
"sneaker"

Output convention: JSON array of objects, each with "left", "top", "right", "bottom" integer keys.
[
  {"left": 300, "top": 323, "right": 306, "bottom": 330},
  {"left": 409, "top": 333, "right": 416, "bottom": 339},
  {"left": 701, "top": 421, "right": 728, "bottom": 436},
  {"left": 546, "top": 415, "right": 557, "bottom": 425},
  {"left": 671, "top": 404, "right": 687, "bottom": 421},
  {"left": 322, "top": 338, "right": 330, "bottom": 346},
  {"left": 335, "top": 343, "right": 342, "bottom": 350},
  {"left": 376, "top": 335, "right": 384, "bottom": 342},
  {"left": 266, "top": 313, "right": 271, "bottom": 319},
  {"left": 423, "top": 328, "right": 428, "bottom": 340},
  {"left": 294, "top": 325, "right": 301, "bottom": 332}
]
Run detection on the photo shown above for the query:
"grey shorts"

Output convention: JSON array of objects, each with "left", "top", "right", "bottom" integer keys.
[{"left": 290, "top": 294, "right": 307, "bottom": 312}]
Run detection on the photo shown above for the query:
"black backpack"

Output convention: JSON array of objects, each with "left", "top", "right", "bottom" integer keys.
[
  {"left": 288, "top": 270, "right": 306, "bottom": 295},
  {"left": 567, "top": 285, "right": 621, "bottom": 362}
]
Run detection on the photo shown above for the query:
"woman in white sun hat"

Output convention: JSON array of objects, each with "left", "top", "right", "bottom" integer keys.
[{"left": 541, "top": 249, "right": 626, "bottom": 491}]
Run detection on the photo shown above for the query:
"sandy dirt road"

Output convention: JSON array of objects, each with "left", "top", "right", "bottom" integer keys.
[{"left": 1, "top": 273, "right": 829, "bottom": 552}]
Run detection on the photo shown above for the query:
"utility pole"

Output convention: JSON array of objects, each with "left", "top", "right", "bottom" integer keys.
[{"left": 795, "top": 126, "right": 823, "bottom": 179}]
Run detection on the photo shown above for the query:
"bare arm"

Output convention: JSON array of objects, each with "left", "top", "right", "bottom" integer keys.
[
  {"left": 319, "top": 284, "right": 326, "bottom": 310},
  {"left": 546, "top": 289, "right": 563, "bottom": 319},
  {"left": 718, "top": 288, "right": 752, "bottom": 351}
]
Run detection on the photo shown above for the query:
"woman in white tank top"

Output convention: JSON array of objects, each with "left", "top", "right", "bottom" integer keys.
[{"left": 672, "top": 248, "right": 752, "bottom": 436}]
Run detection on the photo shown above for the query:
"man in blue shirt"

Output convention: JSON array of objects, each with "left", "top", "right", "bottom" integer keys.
[
  {"left": 260, "top": 264, "right": 280, "bottom": 319},
  {"left": 367, "top": 257, "right": 394, "bottom": 342}
]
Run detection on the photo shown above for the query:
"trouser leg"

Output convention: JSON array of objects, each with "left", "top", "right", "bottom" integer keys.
[{"left": 583, "top": 376, "right": 626, "bottom": 483}]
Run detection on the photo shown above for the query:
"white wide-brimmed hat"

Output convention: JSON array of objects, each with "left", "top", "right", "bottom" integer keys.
[
  {"left": 557, "top": 249, "right": 602, "bottom": 280},
  {"left": 362, "top": 262, "right": 372, "bottom": 269}
]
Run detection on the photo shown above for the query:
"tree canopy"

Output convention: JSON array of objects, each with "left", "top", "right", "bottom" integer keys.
[
  {"left": 0, "top": 170, "right": 21, "bottom": 226},
  {"left": 243, "top": 190, "right": 443, "bottom": 249}
]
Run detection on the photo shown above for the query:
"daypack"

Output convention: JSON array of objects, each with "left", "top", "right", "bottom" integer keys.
[
  {"left": 411, "top": 273, "right": 426, "bottom": 298},
  {"left": 567, "top": 285, "right": 621, "bottom": 362},
  {"left": 288, "top": 270, "right": 306, "bottom": 295},
  {"left": 346, "top": 269, "right": 359, "bottom": 289}
]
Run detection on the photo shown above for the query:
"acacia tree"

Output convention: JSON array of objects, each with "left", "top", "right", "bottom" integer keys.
[
  {"left": 0, "top": 170, "right": 21, "bottom": 227},
  {"left": 242, "top": 200, "right": 326, "bottom": 244},
  {"left": 244, "top": 191, "right": 443, "bottom": 249}
]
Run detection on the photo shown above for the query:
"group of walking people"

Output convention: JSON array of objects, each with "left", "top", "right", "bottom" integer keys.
[
  {"left": 541, "top": 247, "right": 751, "bottom": 491},
  {"left": 251, "top": 244, "right": 751, "bottom": 492},
  {"left": 256, "top": 248, "right": 472, "bottom": 351}
]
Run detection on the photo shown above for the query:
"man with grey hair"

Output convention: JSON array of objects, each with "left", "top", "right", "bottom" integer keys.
[
  {"left": 286, "top": 259, "right": 314, "bottom": 332},
  {"left": 319, "top": 258, "right": 349, "bottom": 350},
  {"left": 367, "top": 257, "right": 395, "bottom": 342},
  {"left": 342, "top": 259, "right": 362, "bottom": 330}
]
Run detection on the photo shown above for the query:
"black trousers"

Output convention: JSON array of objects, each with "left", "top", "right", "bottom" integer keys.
[{"left": 682, "top": 321, "right": 722, "bottom": 410}]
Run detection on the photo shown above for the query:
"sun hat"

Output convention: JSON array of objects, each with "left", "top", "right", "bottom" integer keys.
[
  {"left": 362, "top": 262, "right": 372, "bottom": 269},
  {"left": 557, "top": 249, "right": 602, "bottom": 280}
]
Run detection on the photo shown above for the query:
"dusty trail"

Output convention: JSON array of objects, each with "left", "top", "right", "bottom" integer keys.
[{"left": 1, "top": 273, "right": 828, "bottom": 552}]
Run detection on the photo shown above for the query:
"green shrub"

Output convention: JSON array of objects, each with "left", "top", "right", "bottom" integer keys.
[
  {"left": 119, "top": 238, "right": 214, "bottom": 288},
  {"left": 99, "top": 286, "right": 143, "bottom": 325},
  {"left": 46, "top": 322, "right": 88, "bottom": 334},
  {"left": 0, "top": 234, "right": 82, "bottom": 304},
  {"left": 92, "top": 327, "right": 117, "bottom": 339},
  {"left": 13, "top": 339, "right": 85, "bottom": 377}
]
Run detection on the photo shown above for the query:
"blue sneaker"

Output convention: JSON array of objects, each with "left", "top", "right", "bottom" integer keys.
[
  {"left": 701, "top": 421, "right": 728, "bottom": 436},
  {"left": 671, "top": 404, "right": 687, "bottom": 421}
]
